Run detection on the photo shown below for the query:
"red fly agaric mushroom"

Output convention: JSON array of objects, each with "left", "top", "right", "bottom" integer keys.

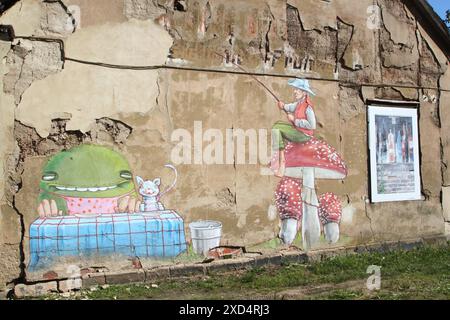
[
  {"left": 274, "top": 177, "right": 302, "bottom": 245},
  {"left": 318, "top": 192, "right": 342, "bottom": 244},
  {"left": 271, "top": 137, "right": 347, "bottom": 250}
]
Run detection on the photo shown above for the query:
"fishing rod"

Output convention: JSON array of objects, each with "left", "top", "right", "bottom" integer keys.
[
  {"left": 213, "top": 51, "right": 300, "bottom": 123},
  {"left": 214, "top": 51, "right": 281, "bottom": 103}
]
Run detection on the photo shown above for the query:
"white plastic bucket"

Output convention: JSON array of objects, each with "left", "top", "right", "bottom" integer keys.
[{"left": 189, "top": 220, "right": 222, "bottom": 256}]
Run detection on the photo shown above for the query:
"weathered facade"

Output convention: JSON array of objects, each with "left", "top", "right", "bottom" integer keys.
[{"left": 0, "top": 0, "right": 449, "bottom": 292}]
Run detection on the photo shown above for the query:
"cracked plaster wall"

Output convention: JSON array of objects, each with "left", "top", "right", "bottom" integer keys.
[{"left": 0, "top": 0, "right": 449, "bottom": 288}]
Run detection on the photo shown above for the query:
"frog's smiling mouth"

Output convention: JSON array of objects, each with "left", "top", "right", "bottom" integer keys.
[
  {"left": 54, "top": 185, "right": 119, "bottom": 192},
  {"left": 49, "top": 180, "right": 131, "bottom": 193}
]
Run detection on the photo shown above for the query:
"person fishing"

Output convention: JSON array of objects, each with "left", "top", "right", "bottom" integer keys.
[
  {"left": 272, "top": 79, "right": 317, "bottom": 177},
  {"left": 213, "top": 52, "right": 317, "bottom": 178}
]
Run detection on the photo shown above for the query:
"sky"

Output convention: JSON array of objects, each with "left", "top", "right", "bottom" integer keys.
[{"left": 427, "top": 0, "right": 448, "bottom": 22}]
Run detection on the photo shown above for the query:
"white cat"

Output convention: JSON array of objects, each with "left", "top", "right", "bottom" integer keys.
[{"left": 136, "top": 164, "right": 178, "bottom": 212}]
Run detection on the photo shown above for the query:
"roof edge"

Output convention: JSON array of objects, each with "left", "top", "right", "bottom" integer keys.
[
  {"left": 404, "top": 0, "right": 450, "bottom": 59},
  {"left": 0, "top": 0, "right": 21, "bottom": 16}
]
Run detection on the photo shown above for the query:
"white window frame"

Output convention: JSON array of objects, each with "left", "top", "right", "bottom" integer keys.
[{"left": 368, "top": 105, "right": 422, "bottom": 203}]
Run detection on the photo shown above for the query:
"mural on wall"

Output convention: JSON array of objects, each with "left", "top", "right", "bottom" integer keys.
[
  {"left": 270, "top": 79, "right": 348, "bottom": 250},
  {"left": 29, "top": 144, "right": 186, "bottom": 270},
  {"left": 27, "top": 79, "right": 349, "bottom": 271},
  {"left": 368, "top": 106, "right": 421, "bottom": 202}
]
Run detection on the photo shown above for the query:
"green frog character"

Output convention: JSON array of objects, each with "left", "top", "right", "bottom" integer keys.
[{"left": 37, "top": 144, "right": 142, "bottom": 217}]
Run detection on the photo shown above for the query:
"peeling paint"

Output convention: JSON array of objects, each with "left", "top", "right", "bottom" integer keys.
[
  {"left": 38, "top": 0, "right": 77, "bottom": 37},
  {"left": 4, "top": 39, "right": 63, "bottom": 104}
]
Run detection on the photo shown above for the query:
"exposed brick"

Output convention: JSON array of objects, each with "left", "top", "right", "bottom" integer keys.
[
  {"left": 104, "top": 270, "right": 145, "bottom": 285},
  {"left": 14, "top": 284, "right": 34, "bottom": 299},
  {"left": 169, "top": 264, "right": 206, "bottom": 278},
  {"left": 254, "top": 253, "right": 282, "bottom": 268},
  {"left": 58, "top": 279, "right": 82, "bottom": 292},
  {"left": 81, "top": 272, "right": 106, "bottom": 288},
  {"left": 34, "top": 281, "right": 58, "bottom": 295},
  {"left": 144, "top": 267, "right": 171, "bottom": 283},
  {"left": 15, "top": 282, "right": 58, "bottom": 298},
  {"left": 205, "top": 258, "right": 255, "bottom": 274},
  {"left": 280, "top": 251, "right": 307, "bottom": 265}
]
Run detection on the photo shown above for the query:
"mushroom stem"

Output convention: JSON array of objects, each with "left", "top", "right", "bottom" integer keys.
[
  {"left": 279, "top": 218, "right": 298, "bottom": 245},
  {"left": 301, "top": 168, "right": 321, "bottom": 250},
  {"left": 324, "top": 222, "right": 340, "bottom": 244}
]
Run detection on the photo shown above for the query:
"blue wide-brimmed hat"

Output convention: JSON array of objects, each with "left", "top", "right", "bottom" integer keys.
[{"left": 288, "top": 78, "right": 316, "bottom": 96}]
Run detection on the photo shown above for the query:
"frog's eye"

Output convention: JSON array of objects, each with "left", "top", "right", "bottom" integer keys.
[
  {"left": 42, "top": 172, "right": 58, "bottom": 181},
  {"left": 120, "top": 170, "right": 133, "bottom": 180}
]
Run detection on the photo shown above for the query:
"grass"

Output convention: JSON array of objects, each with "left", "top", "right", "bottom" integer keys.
[{"left": 39, "top": 244, "right": 450, "bottom": 300}]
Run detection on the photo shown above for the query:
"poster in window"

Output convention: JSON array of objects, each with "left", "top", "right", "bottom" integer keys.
[{"left": 368, "top": 106, "right": 421, "bottom": 202}]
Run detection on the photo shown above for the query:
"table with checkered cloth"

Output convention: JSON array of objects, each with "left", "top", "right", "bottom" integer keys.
[{"left": 28, "top": 210, "right": 187, "bottom": 270}]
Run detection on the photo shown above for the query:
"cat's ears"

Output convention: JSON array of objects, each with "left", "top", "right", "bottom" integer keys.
[
  {"left": 136, "top": 176, "right": 144, "bottom": 187},
  {"left": 136, "top": 176, "right": 160, "bottom": 187}
]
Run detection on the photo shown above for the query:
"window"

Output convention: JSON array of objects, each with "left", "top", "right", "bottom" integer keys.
[{"left": 368, "top": 105, "right": 422, "bottom": 202}]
